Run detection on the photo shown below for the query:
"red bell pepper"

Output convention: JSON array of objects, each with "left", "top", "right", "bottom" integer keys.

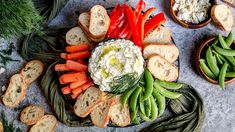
[
  {"left": 134, "top": 0, "right": 146, "bottom": 20},
  {"left": 137, "top": 14, "right": 144, "bottom": 45},
  {"left": 107, "top": 7, "right": 125, "bottom": 38},
  {"left": 109, "top": 17, "right": 127, "bottom": 38},
  {"left": 144, "top": 12, "right": 166, "bottom": 36},
  {"left": 125, "top": 6, "right": 142, "bottom": 50},
  {"left": 143, "top": 7, "right": 155, "bottom": 23},
  {"left": 118, "top": 24, "right": 131, "bottom": 39},
  {"left": 109, "top": 4, "right": 121, "bottom": 18}
]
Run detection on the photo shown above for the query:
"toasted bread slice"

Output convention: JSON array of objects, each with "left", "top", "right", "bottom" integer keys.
[
  {"left": 66, "top": 26, "right": 90, "bottom": 45},
  {"left": 30, "top": 115, "right": 57, "bottom": 132},
  {"left": 143, "top": 44, "right": 179, "bottom": 62},
  {"left": 74, "top": 87, "right": 105, "bottom": 118},
  {"left": 20, "top": 105, "right": 45, "bottom": 125},
  {"left": 211, "top": 4, "right": 234, "bottom": 31},
  {"left": 147, "top": 55, "right": 178, "bottom": 82},
  {"left": 2, "top": 74, "right": 27, "bottom": 108},
  {"left": 0, "top": 121, "right": 3, "bottom": 132},
  {"left": 89, "top": 5, "right": 110, "bottom": 38},
  {"left": 21, "top": 60, "right": 44, "bottom": 84},
  {"left": 90, "top": 96, "right": 115, "bottom": 128},
  {"left": 144, "top": 26, "right": 172, "bottom": 44},
  {"left": 110, "top": 97, "right": 131, "bottom": 127}
]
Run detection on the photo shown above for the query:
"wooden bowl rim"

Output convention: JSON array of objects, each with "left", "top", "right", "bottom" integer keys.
[
  {"left": 170, "top": 0, "right": 217, "bottom": 29},
  {"left": 196, "top": 36, "right": 235, "bottom": 84}
]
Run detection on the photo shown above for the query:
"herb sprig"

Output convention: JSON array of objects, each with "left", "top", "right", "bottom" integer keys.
[{"left": 1, "top": 111, "right": 21, "bottom": 132}]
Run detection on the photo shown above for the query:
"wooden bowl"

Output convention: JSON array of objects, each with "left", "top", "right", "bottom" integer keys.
[
  {"left": 196, "top": 37, "right": 235, "bottom": 84},
  {"left": 170, "top": 0, "right": 217, "bottom": 29}
]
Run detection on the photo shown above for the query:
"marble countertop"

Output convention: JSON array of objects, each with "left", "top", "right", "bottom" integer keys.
[{"left": 0, "top": 0, "right": 235, "bottom": 131}]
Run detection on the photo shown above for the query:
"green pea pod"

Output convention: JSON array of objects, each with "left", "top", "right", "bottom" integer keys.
[
  {"left": 131, "top": 107, "right": 140, "bottom": 124},
  {"left": 150, "top": 95, "right": 158, "bottom": 120},
  {"left": 199, "top": 59, "right": 217, "bottom": 79},
  {"left": 212, "top": 50, "right": 233, "bottom": 67},
  {"left": 153, "top": 81, "right": 182, "bottom": 99},
  {"left": 225, "top": 56, "right": 235, "bottom": 66},
  {"left": 226, "top": 72, "right": 235, "bottom": 77},
  {"left": 130, "top": 86, "right": 142, "bottom": 111},
  {"left": 219, "top": 34, "right": 230, "bottom": 49},
  {"left": 142, "top": 69, "right": 154, "bottom": 101},
  {"left": 211, "top": 38, "right": 219, "bottom": 47},
  {"left": 121, "top": 86, "right": 137, "bottom": 107},
  {"left": 213, "top": 45, "right": 235, "bottom": 56},
  {"left": 139, "top": 92, "right": 146, "bottom": 115},
  {"left": 226, "top": 32, "right": 233, "bottom": 47},
  {"left": 144, "top": 98, "right": 151, "bottom": 117},
  {"left": 214, "top": 53, "right": 223, "bottom": 65},
  {"left": 206, "top": 47, "right": 220, "bottom": 76},
  {"left": 138, "top": 110, "right": 151, "bottom": 122},
  {"left": 157, "top": 80, "right": 183, "bottom": 90},
  {"left": 219, "top": 63, "right": 228, "bottom": 90},
  {"left": 152, "top": 90, "right": 166, "bottom": 116}
]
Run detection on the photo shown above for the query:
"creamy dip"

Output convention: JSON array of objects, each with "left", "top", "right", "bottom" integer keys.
[{"left": 88, "top": 39, "right": 144, "bottom": 92}]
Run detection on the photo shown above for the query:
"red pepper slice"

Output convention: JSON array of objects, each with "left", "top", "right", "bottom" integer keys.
[
  {"left": 109, "top": 16, "right": 127, "bottom": 38},
  {"left": 118, "top": 24, "right": 131, "bottom": 39},
  {"left": 125, "top": 6, "right": 142, "bottom": 50},
  {"left": 137, "top": 14, "right": 144, "bottom": 45},
  {"left": 107, "top": 7, "right": 125, "bottom": 38},
  {"left": 144, "top": 12, "right": 166, "bottom": 36},
  {"left": 143, "top": 7, "right": 155, "bottom": 23},
  {"left": 134, "top": 0, "right": 146, "bottom": 20},
  {"left": 109, "top": 4, "right": 121, "bottom": 18}
]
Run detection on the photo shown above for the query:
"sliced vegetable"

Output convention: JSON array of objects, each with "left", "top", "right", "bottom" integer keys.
[
  {"left": 71, "top": 93, "right": 79, "bottom": 99},
  {"left": 70, "top": 78, "right": 90, "bottom": 89},
  {"left": 118, "top": 24, "right": 131, "bottom": 39},
  {"left": 143, "top": 7, "right": 155, "bottom": 23},
  {"left": 219, "top": 63, "right": 228, "bottom": 90},
  {"left": 72, "top": 80, "right": 93, "bottom": 94},
  {"left": 134, "top": 0, "right": 146, "bottom": 20},
  {"left": 54, "top": 64, "right": 71, "bottom": 71},
  {"left": 137, "top": 14, "right": 144, "bottom": 44},
  {"left": 61, "top": 86, "right": 72, "bottom": 95},
  {"left": 77, "top": 59, "right": 87, "bottom": 65},
  {"left": 142, "top": 69, "right": 154, "bottom": 101},
  {"left": 66, "top": 44, "right": 90, "bottom": 53},
  {"left": 60, "top": 53, "right": 68, "bottom": 59},
  {"left": 67, "top": 51, "right": 91, "bottom": 60},
  {"left": 206, "top": 47, "right": 220, "bottom": 76},
  {"left": 66, "top": 60, "right": 88, "bottom": 72},
  {"left": 59, "top": 71, "right": 87, "bottom": 84},
  {"left": 199, "top": 59, "right": 216, "bottom": 79},
  {"left": 109, "top": 4, "right": 121, "bottom": 18},
  {"left": 144, "top": 12, "right": 166, "bottom": 36}
]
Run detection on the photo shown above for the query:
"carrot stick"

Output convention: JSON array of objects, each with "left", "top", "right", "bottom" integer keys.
[
  {"left": 66, "top": 44, "right": 90, "bottom": 53},
  {"left": 61, "top": 86, "right": 72, "bottom": 94},
  {"left": 66, "top": 60, "right": 88, "bottom": 72},
  {"left": 77, "top": 59, "right": 87, "bottom": 65},
  {"left": 70, "top": 80, "right": 88, "bottom": 89},
  {"left": 54, "top": 64, "right": 71, "bottom": 71},
  {"left": 71, "top": 93, "right": 80, "bottom": 99},
  {"left": 67, "top": 51, "right": 91, "bottom": 60},
  {"left": 60, "top": 53, "right": 68, "bottom": 59},
  {"left": 59, "top": 71, "right": 87, "bottom": 84},
  {"left": 72, "top": 81, "right": 93, "bottom": 95}
]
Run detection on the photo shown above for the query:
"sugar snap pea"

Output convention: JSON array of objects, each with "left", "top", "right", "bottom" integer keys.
[
  {"left": 139, "top": 92, "right": 146, "bottom": 115},
  {"left": 138, "top": 110, "right": 151, "bottom": 122},
  {"left": 130, "top": 86, "right": 142, "bottom": 111},
  {"left": 206, "top": 47, "right": 220, "bottom": 76},
  {"left": 219, "top": 63, "right": 228, "bottom": 90},
  {"left": 152, "top": 90, "right": 166, "bottom": 116},
  {"left": 219, "top": 34, "right": 230, "bottom": 49},
  {"left": 157, "top": 80, "right": 183, "bottom": 90},
  {"left": 199, "top": 59, "right": 217, "bottom": 79},
  {"left": 213, "top": 45, "right": 235, "bottom": 56},
  {"left": 214, "top": 53, "right": 223, "bottom": 65},
  {"left": 121, "top": 86, "right": 137, "bottom": 107},
  {"left": 153, "top": 81, "right": 182, "bottom": 99},
  {"left": 131, "top": 107, "right": 140, "bottom": 124},
  {"left": 226, "top": 32, "right": 234, "bottom": 47},
  {"left": 142, "top": 69, "right": 154, "bottom": 101},
  {"left": 150, "top": 95, "right": 158, "bottom": 120},
  {"left": 211, "top": 38, "right": 218, "bottom": 46},
  {"left": 226, "top": 72, "right": 235, "bottom": 77},
  {"left": 144, "top": 98, "right": 151, "bottom": 117}
]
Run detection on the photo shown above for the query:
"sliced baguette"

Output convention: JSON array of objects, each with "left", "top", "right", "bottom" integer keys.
[
  {"left": 143, "top": 44, "right": 179, "bottom": 62},
  {"left": 110, "top": 97, "right": 131, "bottom": 127},
  {"left": 0, "top": 121, "right": 3, "bottom": 132},
  {"left": 20, "top": 105, "right": 45, "bottom": 125},
  {"left": 222, "top": 0, "right": 235, "bottom": 8},
  {"left": 66, "top": 26, "right": 90, "bottom": 45},
  {"left": 90, "top": 96, "right": 115, "bottom": 128},
  {"left": 89, "top": 5, "right": 110, "bottom": 38},
  {"left": 147, "top": 54, "right": 178, "bottom": 82},
  {"left": 2, "top": 74, "right": 27, "bottom": 108},
  {"left": 21, "top": 60, "right": 44, "bottom": 84},
  {"left": 144, "top": 26, "right": 172, "bottom": 44},
  {"left": 29, "top": 115, "right": 57, "bottom": 132},
  {"left": 74, "top": 87, "right": 105, "bottom": 118},
  {"left": 211, "top": 4, "right": 234, "bottom": 31}
]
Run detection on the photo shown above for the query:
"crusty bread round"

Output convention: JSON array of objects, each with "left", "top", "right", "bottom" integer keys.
[
  {"left": 211, "top": 4, "right": 234, "bottom": 31},
  {"left": 30, "top": 115, "right": 57, "bottom": 132},
  {"left": 20, "top": 105, "right": 45, "bottom": 125},
  {"left": 65, "top": 26, "right": 90, "bottom": 45}
]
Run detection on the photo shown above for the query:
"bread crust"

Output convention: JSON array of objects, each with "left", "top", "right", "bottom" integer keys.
[
  {"left": 20, "top": 105, "right": 45, "bottom": 125},
  {"left": 222, "top": 0, "right": 235, "bottom": 8},
  {"left": 29, "top": 115, "right": 57, "bottom": 132},
  {"left": 65, "top": 26, "right": 90, "bottom": 45}
]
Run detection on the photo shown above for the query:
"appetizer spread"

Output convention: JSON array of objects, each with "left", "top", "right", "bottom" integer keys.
[{"left": 173, "top": 0, "right": 211, "bottom": 24}]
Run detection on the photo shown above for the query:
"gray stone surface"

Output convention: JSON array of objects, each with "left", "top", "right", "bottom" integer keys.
[{"left": 0, "top": 0, "right": 235, "bottom": 131}]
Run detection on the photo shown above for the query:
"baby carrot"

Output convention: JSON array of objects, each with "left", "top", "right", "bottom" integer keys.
[
  {"left": 70, "top": 78, "right": 90, "bottom": 89},
  {"left": 71, "top": 93, "right": 80, "bottom": 99},
  {"left": 66, "top": 60, "right": 88, "bottom": 72},
  {"left": 72, "top": 81, "right": 93, "bottom": 95},
  {"left": 77, "top": 59, "right": 87, "bottom": 65},
  {"left": 67, "top": 51, "right": 91, "bottom": 60},
  {"left": 54, "top": 64, "right": 71, "bottom": 71},
  {"left": 66, "top": 44, "right": 90, "bottom": 53},
  {"left": 60, "top": 53, "right": 68, "bottom": 59},
  {"left": 59, "top": 71, "right": 87, "bottom": 84},
  {"left": 61, "top": 86, "right": 72, "bottom": 94}
]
